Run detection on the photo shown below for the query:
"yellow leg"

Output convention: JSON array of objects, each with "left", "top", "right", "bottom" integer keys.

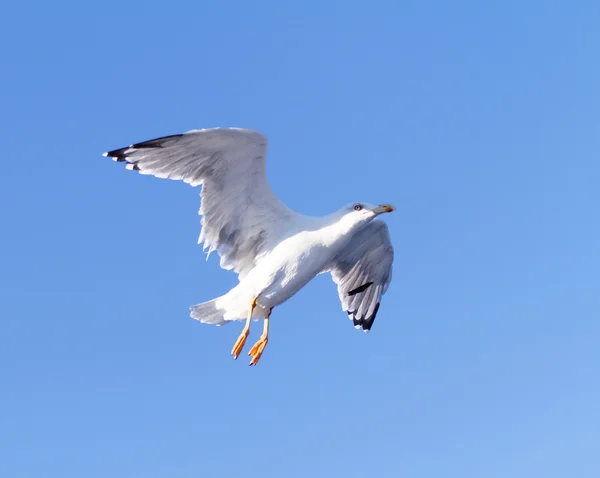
[
  {"left": 230, "top": 297, "right": 257, "bottom": 359},
  {"left": 248, "top": 311, "right": 270, "bottom": 366}
]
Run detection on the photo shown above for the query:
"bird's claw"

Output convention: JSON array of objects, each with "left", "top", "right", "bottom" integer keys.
[
  {"left": 248, "top": 336, "right": 268, "bottom": 366},
  {"left": 230, "top": 330, "right": 249, "bottom": 359}
]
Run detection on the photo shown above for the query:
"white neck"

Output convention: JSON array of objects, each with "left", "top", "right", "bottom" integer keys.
[{"left": 315, "top": 212, "right": 368, "bottom": 247}]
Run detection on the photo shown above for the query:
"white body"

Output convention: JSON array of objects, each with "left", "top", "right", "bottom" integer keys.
[{"left": 217, "top": 215, "right": 357, "bottom": 320}]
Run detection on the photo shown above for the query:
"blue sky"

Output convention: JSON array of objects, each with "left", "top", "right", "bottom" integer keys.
[{"left": 2, "top": 1, "right": 599, "bottom": 477}]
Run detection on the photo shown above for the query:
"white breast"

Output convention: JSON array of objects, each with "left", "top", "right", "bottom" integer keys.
[{"left": 246, "top": 227, "right": 351, "bottom": 309}]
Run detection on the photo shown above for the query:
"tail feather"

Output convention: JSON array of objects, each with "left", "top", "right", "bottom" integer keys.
[{"left": 190, "top": 297, "right": 228, "bottom": 326}]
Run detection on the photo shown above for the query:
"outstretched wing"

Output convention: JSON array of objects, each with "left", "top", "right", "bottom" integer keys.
[
  {"left": 103, "top": 128, "right": 298, "bottom": 279},
  {"left": 328, "top": 220, "right": 394, "bottom": 331}
]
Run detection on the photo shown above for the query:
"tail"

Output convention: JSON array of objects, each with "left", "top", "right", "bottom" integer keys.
[{"left": 189, "top": 297, "right": 228, "bottom": 326}]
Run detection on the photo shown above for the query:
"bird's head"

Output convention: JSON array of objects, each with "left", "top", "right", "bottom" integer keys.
[{"left": 334, "top": 202, "right": 395, "bottom": 234}]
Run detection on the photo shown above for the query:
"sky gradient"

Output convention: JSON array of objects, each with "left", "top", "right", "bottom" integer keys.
[{"left": 2, "top": 1, "right": 599, "bottom": 477}]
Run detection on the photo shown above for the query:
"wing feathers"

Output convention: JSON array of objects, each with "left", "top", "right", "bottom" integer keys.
[
  {"left": 328, "top": 220, "right": 393, "bottom": 332},
  {"left": 103, "top": 128, "right": 297, "bottom": 278},
  {"left": 132, "top": 134, "right": 184, "bottom": 149},
  {"left": 347, "top": 281, "right": 374, "bottom": 296}
]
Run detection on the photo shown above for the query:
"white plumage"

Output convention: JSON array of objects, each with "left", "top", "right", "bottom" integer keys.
[{"left": 103, "top": 128, "right": 395, "bottom": 364}]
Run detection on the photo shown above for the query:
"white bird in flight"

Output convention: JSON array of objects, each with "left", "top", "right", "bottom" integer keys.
[{"left": 103, "top": 128, "right": 395, "bottom": 365}]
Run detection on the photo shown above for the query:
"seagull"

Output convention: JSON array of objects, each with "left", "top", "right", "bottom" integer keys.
[{"left": 103, "top": 128, "right": 395, "bottom": 365}]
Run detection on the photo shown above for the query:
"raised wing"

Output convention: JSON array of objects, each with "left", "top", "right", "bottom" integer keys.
[
  {"left": 103, "top": 128, "right": 298, "bottom": 279},
  {"left": 328, "top": 220, "right": 394, "bottom": 331}
]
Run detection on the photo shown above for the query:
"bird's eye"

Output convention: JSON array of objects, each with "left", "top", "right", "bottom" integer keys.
[{"left": 354, "top": 204, "right": 363, "bottom": 211}]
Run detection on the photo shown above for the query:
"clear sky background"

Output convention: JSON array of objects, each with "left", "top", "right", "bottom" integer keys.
[{"left": 1, "top": 1, "right": 599, "bottom": 477}]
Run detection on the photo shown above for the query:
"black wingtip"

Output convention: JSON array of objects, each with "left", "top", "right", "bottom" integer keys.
[
  {"left": 362, "top": 303, "right": 380, "bottom": 331},
  {"left": 348, "top": 302, "right": 380, "bottom": 332},
  {"left": 132, "top": 133, "right": 183, "bottom": 149},
  {"left": 103, "top": 146, "right": 129, "bottom": 162},
  {"left": 102, "top": 133, "right": 184, "bottom": 162}
]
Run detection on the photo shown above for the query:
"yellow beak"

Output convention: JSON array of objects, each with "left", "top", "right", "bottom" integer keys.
[{"left": 373, "top": 204, "right": 395, "bottom": 215}]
